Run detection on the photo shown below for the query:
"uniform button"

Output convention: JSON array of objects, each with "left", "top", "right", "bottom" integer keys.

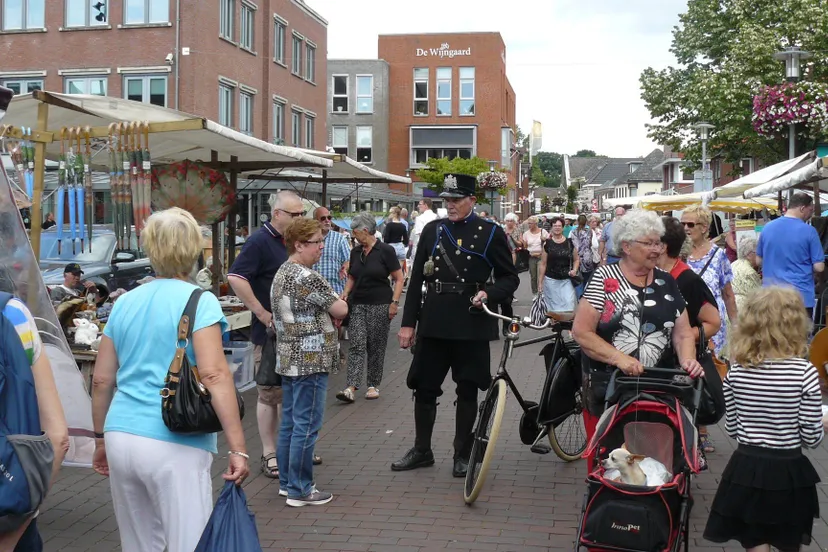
[
  {"left": 478, "top": 226, "right": 483, "bottom": 230},
  {"left": 474, "top": 235, "right": 478, "bottom": 239},
  {"left": 471, "top": 245, "right": 475, "bottom": 249},
  {"left": 464, "top": 268, "right": 468, "bottom": 272},
  {"left": 435, "top": 267, "right": 440, "bottom": 271},
  {"left": 467, "top": 256, "right": 472, "bottom": 260},
  {"left": 435, "top": 255, "right": 440, "bottom": 260},
  {"left": 461, "top": 278, "right": 465, "bottom": 282},
  {"left": 456, "top": 250, "right": 461, "bottom": 256}
]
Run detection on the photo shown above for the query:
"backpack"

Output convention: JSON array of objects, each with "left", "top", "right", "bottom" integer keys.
[{"left": 0, "top": 292, "right": 54, "bottom": 533}]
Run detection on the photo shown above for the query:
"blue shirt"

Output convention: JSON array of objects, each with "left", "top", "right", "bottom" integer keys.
[
  {"left": 601, "top": 221, "right": 616, "bottom": 257},
  {"left": 228, "top": 222, "right": 288, "bottom": 345},
  {"left": 756, "top": 216, "right": 824, "bottom": 308},
  {"left": 312, "top": 230, "right": 351, "bottom": 294},
  {"left": 103, "top": 279, "right": 228, "bottom": 453}
]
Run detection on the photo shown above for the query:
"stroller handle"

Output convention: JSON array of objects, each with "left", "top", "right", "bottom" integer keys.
[{"left": 605, "top": 367, "right": 704, "bottom": 415}]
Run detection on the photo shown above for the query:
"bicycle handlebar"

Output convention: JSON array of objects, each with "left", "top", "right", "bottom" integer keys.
[{"left": 476, "top": 301, "right": 552, "bottom": 331}]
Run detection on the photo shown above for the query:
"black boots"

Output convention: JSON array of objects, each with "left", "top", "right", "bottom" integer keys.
[
  {"left": 391, "top": 403, "right": 436, "bottom": 471},
  {"left": 452, "top": 400, "right": 478, "bottom": 478}
]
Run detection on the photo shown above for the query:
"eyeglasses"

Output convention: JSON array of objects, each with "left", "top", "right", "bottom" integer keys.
[
  {"left": 317, "top": 215, "right": 333, "bottom": 221},
  {"left": 278, "top": 208, "right": 306, "bottom": 218},
  {"left": 634, "top": 240, "right": 665, "bottom": 250},
  {"left": 303, "top": 239, "right": 324, "bottom": 246},
  {"left": 681, "top": 221, "right": 696, "bottom": 229}
]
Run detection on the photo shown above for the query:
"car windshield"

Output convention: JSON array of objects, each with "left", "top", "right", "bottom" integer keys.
[{"left": 39, "top": 234, "right": 115, "bottom": 263}]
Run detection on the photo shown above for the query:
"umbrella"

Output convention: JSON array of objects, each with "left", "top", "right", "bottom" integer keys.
[
  {"left": 151, "top": 160, "right": 234, "bottom": 224},
  {"left": 108, "top": 123, "right": 120, "bottom": 250},
  {"left": 84, "top": 126, "right": 93, "bottom": 252},
  {"left": 139, "top": 121, "right": 152, "bottom": 235},
  {"left": 129, "top": 122, "right": 141, "bottom": 240},
  {"left": 67, "top": 128, "right": 77, "bottom": 254},
  {"left": 23, "top": 127, "right": 33, "bottom": 200},
  {"left": 117, "top": 122, "right": 128, "bottom": 249},
  {"left": 73, "top": 126, "right": 86, "bottom": 253},
  {"left": 56, "top": 128, "right": 67, "bottom": 254}
]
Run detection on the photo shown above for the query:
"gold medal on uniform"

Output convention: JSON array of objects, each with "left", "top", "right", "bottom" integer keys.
[
  {"left": 457, "top": 239, "right": 463, "bottom": 247},
  {"left": 424, "top": 257, "right": 435, "bottom": 276}
]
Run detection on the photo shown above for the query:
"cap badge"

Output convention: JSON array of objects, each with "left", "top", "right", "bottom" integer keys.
[{"left": 443, "top": 175, "right": 458, "bottom": 190}]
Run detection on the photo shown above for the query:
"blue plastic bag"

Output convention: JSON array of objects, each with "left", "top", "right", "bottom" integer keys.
[{"left": 194, "top": 481, "right": 263, "bottom": 552}]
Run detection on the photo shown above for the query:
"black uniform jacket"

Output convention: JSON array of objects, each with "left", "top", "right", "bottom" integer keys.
[{"left": 402, "top": 213, "right": 519, "bottom": 341}]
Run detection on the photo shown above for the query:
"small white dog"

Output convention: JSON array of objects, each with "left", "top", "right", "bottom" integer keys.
[
  {"left": 73, "top": 318, "right": 100, "bottom": 346},
  {"left": 602, "top": 447, "right": 647, "bottom": 486}
]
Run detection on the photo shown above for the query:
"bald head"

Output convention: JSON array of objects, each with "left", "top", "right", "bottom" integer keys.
[{"left": 269, "top": 191, "right": 305, "bottom": 234}]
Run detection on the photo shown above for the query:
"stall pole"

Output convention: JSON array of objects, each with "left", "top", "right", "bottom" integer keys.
[
  {"left": 321, "top": 169, "right": 328, "bottom": 205},
  {"left": 210, "top": 151, "right": 221, "bottom": 296},
  {"left": 227, "top": 155, "right": 238, "bottom": 269},
  {"left": 814, "top": 181, "right": 821, "bottom": 214},
  {"left": 29, "top": 102, "right": 49, "bottom": 259}
]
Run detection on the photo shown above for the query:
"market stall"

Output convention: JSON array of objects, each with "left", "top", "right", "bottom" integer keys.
[{"left": 612, "top": 192, "right": 779, "bottom": 214}]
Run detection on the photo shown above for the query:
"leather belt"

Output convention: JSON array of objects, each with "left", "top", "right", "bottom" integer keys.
[{"left": 426, "top": 282, "right": 483, "bottom": 294}]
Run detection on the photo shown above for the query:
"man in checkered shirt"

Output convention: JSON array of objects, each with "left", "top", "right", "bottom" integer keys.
[{"left": 312, "top": 207, "right": 350, "bottom": 295}]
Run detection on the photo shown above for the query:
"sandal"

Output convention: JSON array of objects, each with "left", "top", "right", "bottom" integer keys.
[
  {"left": 313, "top": 455, "right": 322, "bottom": 465},
  {"left": 365, "top": 387, "right": 379, "bottom": 400},
  {"left": 699, "top": 432, "right": 715, "bottom": 453},
  {"left": 336, "top": 388, "right": 355, "bottom": 403},
  {"left": 260, "top": 453, "right": 279, "bottom": 479}
]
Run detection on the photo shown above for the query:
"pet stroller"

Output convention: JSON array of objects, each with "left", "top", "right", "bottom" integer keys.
[{"left": 575, "top": 368, "right": 703, "bottom": 552}]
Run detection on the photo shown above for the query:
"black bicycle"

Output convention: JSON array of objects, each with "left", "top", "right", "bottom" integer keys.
[{"left": 464, "top": 302, "right": 588, "bottom": 505}]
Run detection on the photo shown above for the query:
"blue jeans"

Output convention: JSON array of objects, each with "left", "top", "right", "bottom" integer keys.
[
  {"left": 15, "top": 519, "right": 42, "bottom": 552},
  {"left": 277, "top": 373, "right": 328, "bottom": 499}
]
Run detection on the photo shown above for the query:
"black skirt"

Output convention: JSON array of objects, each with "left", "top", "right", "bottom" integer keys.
[{"left": 703, "top": 444, "right": 820, "bottom": 552}]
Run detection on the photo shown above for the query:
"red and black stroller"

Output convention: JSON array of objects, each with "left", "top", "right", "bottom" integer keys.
[{"left": 575, "top": 368, "right": 703, "bottom": 552}]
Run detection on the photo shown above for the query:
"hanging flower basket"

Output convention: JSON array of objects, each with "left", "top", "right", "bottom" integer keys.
[
  {"left": 476, "top": 171, "right": 509, "bottom": 193},
  {"left": 752, "top": 81, "right": 828, "bottom": 139}
]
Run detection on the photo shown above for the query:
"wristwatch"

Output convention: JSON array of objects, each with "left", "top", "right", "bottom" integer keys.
[{"left": 392, "top": 299, "right": 400, "bottom": 305}]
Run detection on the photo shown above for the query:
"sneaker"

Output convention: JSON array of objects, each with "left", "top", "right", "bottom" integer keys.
[
  {"left": 286, "top": 490, "right": 333, "bottom": 507},
  {"left": 280, "top": 483, "right": 317, "bottom": 497}
]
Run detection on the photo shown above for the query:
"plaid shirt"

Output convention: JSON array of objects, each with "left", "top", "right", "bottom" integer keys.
[{"left": 312, "top": 230, "right": 351, "bottom": 294}]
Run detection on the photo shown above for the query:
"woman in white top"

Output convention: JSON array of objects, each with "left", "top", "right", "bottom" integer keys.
[{"left": 522, "top": 216, "right": 549, "bottom": 296}]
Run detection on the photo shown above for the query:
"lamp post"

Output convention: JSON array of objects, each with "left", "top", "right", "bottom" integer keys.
[
  {"left": 485, "top": 160, "right": 498, "bottom": 214},
  {"left": 774, "top": 46, "right": 812, "bottom": 204},
  {"left": 694, "top": 122, "right": 714, "bottom": 193}
]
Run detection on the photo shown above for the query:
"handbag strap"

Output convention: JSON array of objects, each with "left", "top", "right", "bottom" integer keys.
[
  {"left": 350, "top": 249, "right": 371, "bottom": 298},
  {"left": 169, "top": 289, "right": 203, "bottom": 377},
  {"left": 698, "top": 247, "right": 718, "bottom": 278}
]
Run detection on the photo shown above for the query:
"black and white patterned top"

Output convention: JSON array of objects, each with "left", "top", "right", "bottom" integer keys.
[
  {"left": 271, "top": 261, "right": 340, "bottom": 377},
  {"left": 582, "top": 264, "right": 687, "bottom": 372},
  {"left": 724, "top": 358, "right": 824, "bottom": 449}
]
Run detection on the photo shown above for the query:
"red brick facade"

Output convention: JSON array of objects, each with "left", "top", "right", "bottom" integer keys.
[{"left": 0, "top": 0, "right": 327, "bottom": 148}]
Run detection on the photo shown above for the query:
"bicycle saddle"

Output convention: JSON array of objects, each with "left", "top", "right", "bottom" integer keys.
[{"left": 546, "top": 311, "right": 575, "bottom": 322}]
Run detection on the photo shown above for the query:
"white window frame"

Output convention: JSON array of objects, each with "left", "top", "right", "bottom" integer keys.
[
  {"left": 355, "top": 74, "right": 373, "bottom": 114},
  {"left": 408, "top": 125, "right": 477, "bottom": 168},
  {"left": 356, "top": 125, "right": 372, "bottom": 164},
  {"left": 332, "top": 74, "right": 348, "bottom": 113},
  {"left": 304, "top": 116, "right": 314, "bottom": 148},
  {"left": 291, "top": 33, "right": 303, "bottom": 76},
  {"left": 436, "top": 67, "right": 451, "bottom": 116},
  {"left": 273, "top": 16, "right": 286, "bottom": 63},
  {"left": 219, "top": 0, "right": 234, "bottom": 40},
  {"left": 741, "top": 157, "right": 754, "bottom": 175},
  {"left": 239, "top": 91, "right": 253, "bottom": 135},
  {"left": 124, "top": 0, "right": 169, "bottom": 25},
  {"left": 291, "top": 109, "right": 302, "bottom": 146},
  {"left": 1, "top": 78, "right": 43, "bottom": 95},
  {"left": 3, "top": 0, "right": 44, "bottom": 30},
  {"left": 219, "top": 83, "right": 235, "bottom": 127},
  {"left": 459, "top": 67, "right": 475, "bottom": 116},
  {"left": 64, "top": 75, "right": 108, "bottom": 96},
  {"left": 239, "top": 2, "right": 254, "bottom": 51},
  {"left": 123, "top": 74, "right": 168, "bottom": 107},
  {"left": 413, "top": 68, "right": 428, "bottom": 116},
  {"left": 65, "top": 0, "right": 108, "bottom": 27},
  {"left": 272, "top": 99, "right": 285, "bottom": 144},
  {"left": 305, "top": 42, "right": 315, "bottom": 83},
  {"left": 331, "top": 125, "right": 348, "bottom": 156}
]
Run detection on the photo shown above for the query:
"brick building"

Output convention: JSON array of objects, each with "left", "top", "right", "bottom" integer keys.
[
  {"left": 0, "top": 0, "right": 327, "bottom": 149},
  {"left": 377, "top": 32, "right": 518, "bottom": 195}
]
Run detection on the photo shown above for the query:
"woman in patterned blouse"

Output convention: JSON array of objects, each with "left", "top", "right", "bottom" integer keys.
[{"left": 272, "top": 218, "right": 348, "bottom": 507}]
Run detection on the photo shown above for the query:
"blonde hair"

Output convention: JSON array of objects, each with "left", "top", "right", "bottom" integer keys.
[
  {"left": 729, "top": 286, "right": 811, "bottom": 366},
  {"left": 284, "top": 218, "right": 321, "bottom": 255},
  {"left": 682, "top": 205, "right": 712, "bottom": 229},
  {"left": 141, "top": 207, "right": 203, "bottom": 278},
  {"left": 389, "top": 206, "right": 401, "bottom": 219}
]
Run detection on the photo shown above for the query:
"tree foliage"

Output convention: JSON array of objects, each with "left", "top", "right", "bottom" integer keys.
[
  {"left": 574, "top": 149, "right": 599, "bottom": 158},
  {"left": 415, "top": 156, "right": 498, "bottom": 201},
  {"left": 540, "top": 195, "right": 553, "bottom": 213},
  {"left": 535, "top": 151, "right": 563, "bottom": 188},
  {"left": 565, "top": 185, "right": 579, "bottom": 214},
  {"left": 640, "top": 0, "right": 828, "bottom": 168}
]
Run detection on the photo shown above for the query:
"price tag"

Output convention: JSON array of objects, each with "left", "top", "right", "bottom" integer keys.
[
  {"left": 132, "top": 167, "right": 138, "bottom": 175},
  {"left": 59, "top": 161, "right": 65, "bottom": 169},
  {"left": 123, "top": 161, "right": 130, "bottom": 170},
  {"left": 142, "top": 161, "right": 151, "bottom": 170}
]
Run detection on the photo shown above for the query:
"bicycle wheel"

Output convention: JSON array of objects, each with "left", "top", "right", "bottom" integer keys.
[
  {"left": 463, "top": 378, "right": 507, "bottom": 505},
  {"left": 547, "top": 358, "right": 587, "bottom": 462}
]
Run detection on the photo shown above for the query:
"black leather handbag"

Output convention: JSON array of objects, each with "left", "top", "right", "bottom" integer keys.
[
  {"left": 695, "top": 326, "right": 726, "bottom": 426},
  {"left": 161, "top": 289, "right": 245, "bottom": 434}
]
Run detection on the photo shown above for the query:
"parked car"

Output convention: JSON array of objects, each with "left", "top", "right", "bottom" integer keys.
[{"left": 40, "top": 225, "right": 154, "bottom": 298}]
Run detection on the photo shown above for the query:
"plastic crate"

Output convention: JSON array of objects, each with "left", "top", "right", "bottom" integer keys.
[{"left": 224, "top": 341, "right": 255, "bottom": 392}]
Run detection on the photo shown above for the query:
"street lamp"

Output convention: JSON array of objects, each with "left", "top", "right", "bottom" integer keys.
[
  {"left": 694, "top": 122, "right": 714, "bottom": 192},
  {"left": 774, "top": 46, "right": 811, "bottom": 203}
]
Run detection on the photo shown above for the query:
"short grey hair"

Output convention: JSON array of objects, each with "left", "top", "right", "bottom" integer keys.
[
  {"left": 738, "top": 236, "right": 758, "bottom": 259},
  {"left": 588, "top": 214, "right": 601, "bottom": 224},
  {"left": 351, "top": 211, "right": 377, "bottom": 234},
  {"left": 504, "top": 212, "right": 519, "bottom": 223},
  {"left": 268, "top": 190, "right": 301, "bottom": 211},
  {"left": 611, "top": 210, "right": 665, "bottom": 256}
]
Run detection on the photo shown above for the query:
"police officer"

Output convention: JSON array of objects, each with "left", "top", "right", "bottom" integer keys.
[{"left": 392, "top": 173, "right": 519, "bottom": 477}]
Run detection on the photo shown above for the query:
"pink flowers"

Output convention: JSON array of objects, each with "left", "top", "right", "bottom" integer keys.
[
  {"left": 752, "top": 82, "right": 828, "bottom": 138},
  {"left": 600, "top": 300, "right": 615, "bottom": 323},
  {"left": 604, "top": 278, "right": 620, "bottom": 293},
  {"left": 476, "top": 171, "right": 509, "bottom": 190}
]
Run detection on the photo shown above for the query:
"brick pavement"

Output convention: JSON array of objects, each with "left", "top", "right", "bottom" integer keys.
[{"left": 38, "top": 273, "right": 828, "bottom": 551}]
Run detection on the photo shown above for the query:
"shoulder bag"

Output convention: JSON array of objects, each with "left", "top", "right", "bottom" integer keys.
[
  {"left": 568, "top": 238, "right": 583, "bottom": 287},
  {"left": 161, "top": 289, "right": 245, "bottom": 434},
  {"left": 695, "top": 326, "right": 726, "bottom": 426},
  {"left": 342, "top": 252, "right": 369, "bottom": 327},
  {"left": 254, "top": 328, "right": 281, "bottom": 387}
]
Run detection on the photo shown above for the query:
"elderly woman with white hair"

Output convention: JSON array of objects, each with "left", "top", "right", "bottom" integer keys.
[
  {"left": 721, "top": 236, "right": 761, "bottom": 360},
  {"left": 338, "top": 211, "right": 404, "bottom": 402},
  {"left": 91, "top": 207, "right": 248, "bottom": 552},
  {"left": 503, "top": 213, "right": 524, "bottom": 264},
  {"left": 572, "top": 209, "right": 703, "bottom": 472}
]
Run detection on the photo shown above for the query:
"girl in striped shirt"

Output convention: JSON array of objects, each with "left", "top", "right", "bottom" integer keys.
[{"left": 704, "top": 286, "right": 824, "bottom": 552}]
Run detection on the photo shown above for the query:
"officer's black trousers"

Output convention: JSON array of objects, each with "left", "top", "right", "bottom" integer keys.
[{"left": 407, "top": 337, "right": 491, "bottom": 404}]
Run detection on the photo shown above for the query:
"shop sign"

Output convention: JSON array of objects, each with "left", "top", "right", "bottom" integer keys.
[{"left": 416, "top": 43, "right": 472, "bottom": 59}]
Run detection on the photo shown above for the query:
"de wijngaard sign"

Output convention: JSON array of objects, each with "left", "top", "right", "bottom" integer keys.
[{"left": 416, "top": 43, "right": 472, "bottom": 58}]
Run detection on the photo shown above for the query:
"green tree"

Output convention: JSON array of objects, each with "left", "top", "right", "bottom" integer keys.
[
  {"left": 534, "top": 151, "right": 563, "bottom": 187},
  {"left": 540, "top": 195, "right": 553, "bottom": 213},
  {"left": 530, "top": 162, "right": 547, "bottom": 187},
  {"left": 573, "top": 149, "right": 598, "bottom": 158},
  {"left": 640, "top": 0, "right": 828, "bottom": 168},
  {"left": 415, "top": 156, "right": 499, "bottom": 201},
  {"left": 565, "top": 185, "right": 579, "bottom": 214}
]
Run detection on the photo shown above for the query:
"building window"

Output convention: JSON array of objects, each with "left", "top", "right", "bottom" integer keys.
[
  {"left": 2, "top": 78, "right": 43, "bottom": 95},
  {"left": 684, "top": 166, "right": 696, "bottom": 181},
  {"left": 239, "top": 91, "right": 253, "bottom": 135},
  {"left": 356, "top": 126, "right": 372, "bottom": 164},
  {"left": 332, "top": 75, "right": 348, "bottom": 113},
  {"left": 413, "top": 68, "right": 428, "bottom": 116},
  {"left": 239, "top": 3, "right": 254, "bottom": 50},
  {"left": 410, "top": 126, "right": 476, "bottom": 167},
  {"left": 66, "top": 0, "right": 107, "bottom": 27},
  {"left": 356, "top": 75, "right": 373, "bottom": 114},
  {"left": 331, "top": 126, "right": 348, "bottom": 156},
  {"left": 124, "top": 75, "right": 167, "bottom": 107},
  {"left": 304, "top": 116, "right": 314, "bottom": 148},
  {"left": 436, "top": 67, "right": 451, "bottom": 116},
  {"left": 459, "top": 67, "right": 475, "bottom": 116},
  {"left": 305, "top": 43, "right": 315, "bottom": 83},
  {"left": 65, "top": 76, "right": 107, "bottom": 96},
  {"left": 273, "top": 101, "right": 285, "bottom": 144},
  {"left": 273, "top": 17, "right": 286, "bottom": 63},
  {"left": 292, "top": 34, "right": 303, "bottom": 76},
  {"left": 219, "top": 83, "right": 234, "bottom": 127},
  {"left": 124, "top": 0, "right": 168, "bottom": 24},
  {"left": 500, "top": 127, "right": 513, "bottom": 169},
  {"left": 741, "top": 158, "right": 754, "bottom": 175},
  {"left": 291, "top": 110, "right": 301, "bottom": 146},
  {"left": 219, "top": 0, "right": 233, "bottom": 40},
  {"left": 3, "top": 0, "right": 45, "bottom": 30}
]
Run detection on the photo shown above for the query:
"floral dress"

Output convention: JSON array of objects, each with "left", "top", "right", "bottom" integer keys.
[
  {"left": 571, "top": 226, "right": 596, "bottom": 273},
  {"left": 687, "top": 246, "right": 733, "bottom": 357}
]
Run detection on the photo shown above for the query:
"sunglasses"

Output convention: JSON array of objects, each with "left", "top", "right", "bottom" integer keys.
[
  {"left": 278, "top": 208, "right": 306, "bottom": 218},
  {"left": 681, "top": 221, "right": 696, "bottom": 228},
  {"left": 317, "top": 215, "right": 333, "bottom": 221}
]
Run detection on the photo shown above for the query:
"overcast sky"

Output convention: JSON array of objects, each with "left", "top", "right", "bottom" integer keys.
[{"left": 309, "top": 0, "right": 689, "bottom": 158}]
